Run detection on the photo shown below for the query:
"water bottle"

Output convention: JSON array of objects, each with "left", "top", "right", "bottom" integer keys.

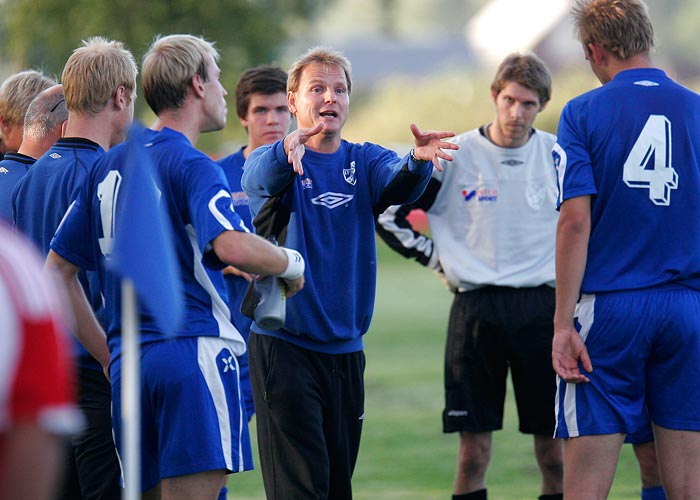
[
  {"left": 253, "top": 274, "right": 287, "bottom": 330},
  {"left": 253, "top": 236, "right": 287, "bottom": 330}
]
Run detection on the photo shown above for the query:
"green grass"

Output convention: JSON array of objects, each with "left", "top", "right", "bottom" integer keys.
[{"left": 227, "top": 240, "right": 644, "bottom": 499}]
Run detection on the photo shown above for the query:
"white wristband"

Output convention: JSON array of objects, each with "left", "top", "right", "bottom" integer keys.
[{"left": 278, "top": 247, "right": 305, "bottom": 280}]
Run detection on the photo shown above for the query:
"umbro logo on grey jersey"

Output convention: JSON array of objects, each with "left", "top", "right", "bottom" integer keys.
[
  {"left": 311, "top": 192, "right": 354, "bottom": 209},
  {"left": 501, "top": 159, "right": 523, "bottom": 166}
]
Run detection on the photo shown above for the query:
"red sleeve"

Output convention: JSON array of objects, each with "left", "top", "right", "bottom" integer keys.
[
  {"left": 10, "top": 315, "right": 78, "bottom": 433},
  {"left": 0, "top": 225, "right": 81, "bottom": 435}
]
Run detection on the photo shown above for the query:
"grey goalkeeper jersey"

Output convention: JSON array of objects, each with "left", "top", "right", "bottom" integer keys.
[{"left": 377, "top": 126, "right": 558, "bottom": 291}]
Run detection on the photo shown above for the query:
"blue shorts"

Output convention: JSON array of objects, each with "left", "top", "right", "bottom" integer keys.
[
  {"left": 625, "top": 418, "right": 654, "bottom": 444},
  {"left": 111, "top": 336, "right": 253, "bottom": 491},
  {"left": 555, "top": 286, "right": 700, "bottom": 438}
]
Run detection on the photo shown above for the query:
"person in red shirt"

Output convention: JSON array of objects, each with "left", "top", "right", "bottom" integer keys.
[{"left": 0, "top": 221, "right": 82, "bottom": 500}]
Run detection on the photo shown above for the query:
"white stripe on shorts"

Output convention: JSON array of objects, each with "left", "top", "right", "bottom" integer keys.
[
  {"left": 560, "top": 293, "right": 596, "bottom": 438},
  {"left": 197, "top": 337, "right": 244, "bottom": 472}
]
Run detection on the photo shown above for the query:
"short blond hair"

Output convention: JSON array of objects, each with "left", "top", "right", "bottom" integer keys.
[
  {"left": 61, "top": 37, "right": 137, "bottom": 115},
  {"left": 0, "top": 70, "right": 55, "bottom": 126},
  {"left": 142, "top": 34, "right": 220, "bottom": 115},
  {"left": 572, "top": 0, "right": 654, "bottom": 60},
  {"left": 287, "top": 46, "right": 352, "bottom": 95}
]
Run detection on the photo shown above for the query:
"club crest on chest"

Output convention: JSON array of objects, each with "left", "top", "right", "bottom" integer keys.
[{"left": 343, "top": 161, "right": 356, "bottom": 186}]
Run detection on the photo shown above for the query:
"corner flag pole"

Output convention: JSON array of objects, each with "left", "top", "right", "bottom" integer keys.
[{"left": 121, "top": 279, "right": 141, "bottom": 500}]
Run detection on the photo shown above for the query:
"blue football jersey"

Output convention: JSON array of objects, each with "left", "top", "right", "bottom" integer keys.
[
  {"left": 0, "top": 152, "right": 34, "bottom": 223},
  {"left": 216, "top": 147, "right": 255, "bottom": 332},
  {"left": 13, "top": 138, "right": 106, "bottom": 369},
  {"left": 51, "top": 128, "right": 250, "bottom": 361},
  {"left": 217, "top": 147, "right": 252, "bottom": 231},
  {"left": 554, "top": 68, "right": 700, "bottom": 292}
]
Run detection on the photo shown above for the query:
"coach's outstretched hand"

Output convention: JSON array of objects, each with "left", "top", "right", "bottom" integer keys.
[
  {"left": 284, "top": 123, "right": 324, "bottom": 176},
  {"left": 410, "top": 123, "right": 458, "bottom": 171}
]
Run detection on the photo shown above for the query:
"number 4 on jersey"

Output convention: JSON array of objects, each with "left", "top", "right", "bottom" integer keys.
[{"left": 623, "top": 114, "right": 678, "bottom": 206}]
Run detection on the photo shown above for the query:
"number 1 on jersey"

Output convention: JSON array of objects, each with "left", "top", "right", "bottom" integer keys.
[{"left": 623, "top": 114, "right": 678, "bottom": 206}]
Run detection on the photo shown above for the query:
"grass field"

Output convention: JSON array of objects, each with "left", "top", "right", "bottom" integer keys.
[{"left": 227, "top": 239, "right": 644, "bottom": 500}]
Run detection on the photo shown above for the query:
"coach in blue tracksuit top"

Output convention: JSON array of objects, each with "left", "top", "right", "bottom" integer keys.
[{"left": 242, "top": 46, "right": 458, "bottom": 500}]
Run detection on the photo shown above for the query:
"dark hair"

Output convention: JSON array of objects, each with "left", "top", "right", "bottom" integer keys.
[
  {"left": 235, "top": 65, "right": 287, "bottom": 119},
  {"left": 490, "top": 52, "right": 552, "bottom": 106}
]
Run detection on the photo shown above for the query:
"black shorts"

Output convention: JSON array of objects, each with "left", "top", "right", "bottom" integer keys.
[
  {"left": 248, "top": 333, "right": 365, "bottom": 500},
  {"left": 443, "top": 285, "right": 556, "bottom": 435}
]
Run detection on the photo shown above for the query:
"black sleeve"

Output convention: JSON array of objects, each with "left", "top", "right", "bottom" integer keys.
[{"left": 375, "top": 177, "right": 442, "bottom": 269}]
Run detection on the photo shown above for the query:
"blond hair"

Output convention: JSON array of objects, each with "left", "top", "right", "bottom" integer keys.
[
  {"left": 142, "top": 34, "right": 220, "bottom": 115},
  {"left": 0, "top": 70, "right": 55, "bottom": 126},
  {"left": 61, "top": 37, "right": 137, "bottom": 115},
  {"left": 287, "top": 46, "right": 352, "bottom": 95},
  {"left": 572, "top": 0, "right": 654, "bottom": 60}
]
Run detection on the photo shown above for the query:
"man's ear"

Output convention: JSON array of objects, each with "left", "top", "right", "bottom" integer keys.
[
  {"left": 588, "top": 43, "right": 606, "bottom": 66},
  {"left": 114, "top": 86, "right": 129, "bottom": 110},
  {"left": 191, "top": 73, "right": 206, "bottom": 99},
  {"left": 0, "top": 116, "right": 11, "bottom": 137},
  {"left": 287, "top": 90, "right": 297, "bottom": 115},
  {"left": 239, "top": 116, "right": 249, "bottom": 131}
]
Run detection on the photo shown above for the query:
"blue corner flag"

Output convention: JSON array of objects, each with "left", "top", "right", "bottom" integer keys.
[{"left": 108, "top": 124, "right": 183, "bottom": 334}]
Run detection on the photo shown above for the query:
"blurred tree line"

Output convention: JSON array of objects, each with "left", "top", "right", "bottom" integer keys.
[
  {"left": 1, "top": 0, "right": 698, "bottom": 150},
  {"left": 1, "top": 0, "right": 324, "bottom": 77},
  {"left": 0, "top": 0, "right": 330, "bottom": 150}
]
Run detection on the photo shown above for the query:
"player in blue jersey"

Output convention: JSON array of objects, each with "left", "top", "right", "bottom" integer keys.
[
  {"left": 242, "top": 46, "right": 458, "bottom": 499},
  {"left": 12, "top": 38, "right": 137, "bottom": 500},
  {"left": 216, "top": 65, "right": 291, "bottom": 424},
  {"left": 0, "top": 85, "right": 67, "bottom": 222},
  {"left": 48, "top": 34, "right": 305, "bottom": 500},
  {"left": 552, "top": 1, "right": 700, "bottom": 499},
  {"left": 0, "top": 70, "right": 55, "bottom": 157}
]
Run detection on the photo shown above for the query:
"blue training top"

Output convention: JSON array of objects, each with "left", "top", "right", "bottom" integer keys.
[{"left": 242, "top": 139, "right": 432, "bottom": 354}]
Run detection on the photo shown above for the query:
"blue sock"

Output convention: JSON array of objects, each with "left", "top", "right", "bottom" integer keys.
[
  {"left": 217, "top": 486, "right": 228, "bottom": 500},
  {"left": 641, "top": 485, "right": 666, "bottom": 500}
]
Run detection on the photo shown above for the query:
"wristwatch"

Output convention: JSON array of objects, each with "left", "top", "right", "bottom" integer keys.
[{"left": 410, "top": 148, "right": 426, "bottom": 163}]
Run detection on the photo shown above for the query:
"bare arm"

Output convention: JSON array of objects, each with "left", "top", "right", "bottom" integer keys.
[
  {"left": 0, "top": 424, "right": 62, "bottom": 500},
  {"left": 552, "top": 195, "right": 593, "bottom": 383},
  {"left": 45, "top": 250, "right": 110, "bottom": 371},
  {"left": 211, "top": 231, "right": 304, "bottom": 297}
]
